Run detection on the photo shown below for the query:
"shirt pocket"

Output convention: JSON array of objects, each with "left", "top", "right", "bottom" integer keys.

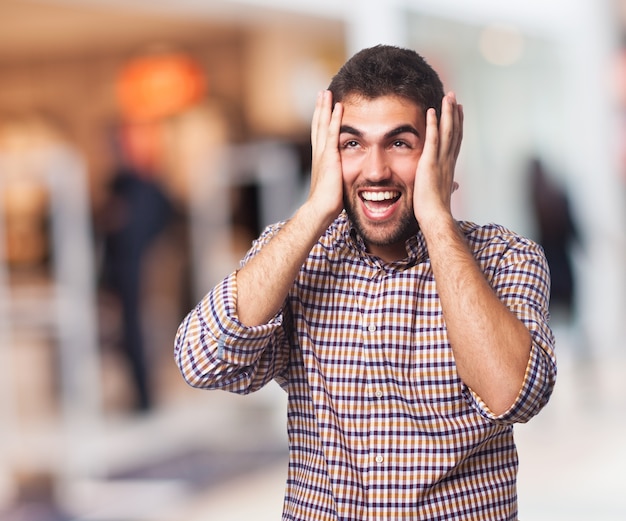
[{"left": 409, "top": 313, "right": 465, "bottom": 409}]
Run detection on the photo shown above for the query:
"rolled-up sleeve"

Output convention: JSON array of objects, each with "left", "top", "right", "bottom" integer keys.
[
  {"left": 468, "top": 237, "right": 557, "bottom": 424},
  {"left": 174, "top": 271, "right": 289, "bottom": 394},
  {"left": 465, "top": 339, "right": 556, "bottom": 424}
]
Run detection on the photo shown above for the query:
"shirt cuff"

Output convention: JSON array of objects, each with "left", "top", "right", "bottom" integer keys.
[
  {"left": 206, "top": 271, "right": 284, "bottom": 366},
  {"left": 464, "top": 341, "right": 555, "bottom": 424}
]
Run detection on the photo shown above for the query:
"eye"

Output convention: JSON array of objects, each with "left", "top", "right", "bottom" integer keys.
[
  {"left": 392, "top": 139, "right": 410, "bottom": 148},
  {"left": 341, "top": 139, "right": 360, "bottom": 149}
]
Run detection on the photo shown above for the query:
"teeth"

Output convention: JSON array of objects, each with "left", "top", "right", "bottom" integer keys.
[{"left": 361, "top": 191, "right": 399, "bottom": 202}]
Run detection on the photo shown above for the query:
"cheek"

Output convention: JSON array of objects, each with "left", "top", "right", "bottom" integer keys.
[
  {"left": 340, "top": 156, "right": 360, "bottom": 184},
  {"left": 392, "top": 156, "right": 420, "bottom": 183}
]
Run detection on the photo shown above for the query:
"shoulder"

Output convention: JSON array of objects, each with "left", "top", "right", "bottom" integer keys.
[
  {"left": 459, "top": 221, "right": 545, "bottom": 262},
  {"left": 318, "top": 211, "right": 352, "bottom": 249},
  {"left": 243, "top": 212, "right": 352, "bottom": 265},
  {"left": 460, "top": 220, "right": 538, "bottom": 248}
]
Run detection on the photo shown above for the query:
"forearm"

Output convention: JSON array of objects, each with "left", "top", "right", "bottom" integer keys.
[
  {"left": 174, "top": 272, "right": 289, "bottom": 393},
  {"left": 236, "top": 201, "right": 334, "bottom": 326},
  {"left": 235, "top": 89, "right": 343, "bottom": 326},
  {"left": 422, "top": 215, "right": 531, "bottom": 415}
]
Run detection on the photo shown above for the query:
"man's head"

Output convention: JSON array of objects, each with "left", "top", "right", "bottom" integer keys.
[
  {"left": 328, "top": 46, "right": 451, "bottom": 261},
  {"left": 328, "top": 45, "right": 445, "bottom": 120}
]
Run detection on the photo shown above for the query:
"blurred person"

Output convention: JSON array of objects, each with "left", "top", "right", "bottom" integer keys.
[
  {"left": 100, "top": 121, "right": 173, "bottom": 412},
  {"left": 100, "top": 50, "right": 206, "bottom": 412},
  {"left": 175, "top": 45, "right": 556, "bottom": 520},
  {"left": 528, "top": 157, "right": 580, "bottom": 322}
]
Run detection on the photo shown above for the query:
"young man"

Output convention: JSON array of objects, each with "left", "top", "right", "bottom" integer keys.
[{"left": 175, "top": 45, "right": 556, "bottom": 520}]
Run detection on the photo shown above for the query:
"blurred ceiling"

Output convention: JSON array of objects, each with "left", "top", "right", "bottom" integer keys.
[
  {"left": 0, "top": 0, "right": 340, "bottom": 61},
  {"left": 2, "top": 0, "right": 618, "bottom": 64},
  {"left": 0, "top": 1, "right": 210, "bottom": 60}
]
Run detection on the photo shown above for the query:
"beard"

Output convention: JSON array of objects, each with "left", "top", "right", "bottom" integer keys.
[{"left": 343, "top": 190, "right": 419, "bottom": 250}]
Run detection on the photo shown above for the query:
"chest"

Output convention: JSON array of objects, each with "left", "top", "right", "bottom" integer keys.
[{"left": 290, "top": 261, "right": 460, "bottom": 405}]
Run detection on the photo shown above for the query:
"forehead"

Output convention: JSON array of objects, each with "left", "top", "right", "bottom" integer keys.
[{"left": 340, "top": 94, "right": 425, "bottom": 131}]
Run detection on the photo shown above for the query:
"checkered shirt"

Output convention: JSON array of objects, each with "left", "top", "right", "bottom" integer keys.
[{"left": 175, "top": 211, "right": 557, "bottom": 521}]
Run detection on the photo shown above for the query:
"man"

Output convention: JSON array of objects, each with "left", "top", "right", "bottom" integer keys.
[{"left": 175, "top": 45, "right": 556, "bottom": 520}]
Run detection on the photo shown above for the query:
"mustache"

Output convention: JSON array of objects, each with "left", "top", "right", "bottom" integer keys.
[{"left": 354, "top": 181, "right": 401, "bottom": 189}]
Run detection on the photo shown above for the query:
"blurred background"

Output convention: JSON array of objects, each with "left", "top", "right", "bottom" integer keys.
[{"left": 0, "top": 0, "right": 624, "bottom": 519}]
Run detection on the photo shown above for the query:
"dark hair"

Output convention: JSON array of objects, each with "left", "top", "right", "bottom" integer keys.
[{"left": 328, "top": 45, "right": 445, "bottom": 119}]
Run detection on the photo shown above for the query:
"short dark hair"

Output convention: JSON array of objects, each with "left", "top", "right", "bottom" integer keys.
[{"left": 328, "top": 45, "right": 445, "bottom": 119}]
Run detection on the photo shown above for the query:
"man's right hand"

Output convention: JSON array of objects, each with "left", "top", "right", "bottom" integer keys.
[
  {"left": 234, "top": 91, "right": 344, "bottom": 327},
  {"left": 307, "top": 90, "right": 345, "bottom": 225}
]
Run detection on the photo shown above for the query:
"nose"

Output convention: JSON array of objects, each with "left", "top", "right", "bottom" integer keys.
[{"left": 363, "top": 146, "right": 391, "bottom": 182}]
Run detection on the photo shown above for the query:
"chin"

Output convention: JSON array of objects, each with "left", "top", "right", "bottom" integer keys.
[{"left": 361, "top": 220, "right": 413, "bottom": 246}]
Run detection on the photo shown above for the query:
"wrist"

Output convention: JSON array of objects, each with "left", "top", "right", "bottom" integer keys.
[
  {"left": 302, "top": 194, "right": 341, "bottom": 227},
  {"left": 295, "top": 200, "right": 339, "bottom": 239},
  {"left": 418, "top": 211, "right": 460, "bottom": 245}
]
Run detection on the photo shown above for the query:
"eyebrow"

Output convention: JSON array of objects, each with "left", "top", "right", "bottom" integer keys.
[{"left": 340, "top": 124, "right": 420, "bottom": 139}]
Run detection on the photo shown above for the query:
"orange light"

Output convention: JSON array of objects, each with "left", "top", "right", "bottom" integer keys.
[{"left": 116, "top": 52, "right": 207, "bottom": 122}]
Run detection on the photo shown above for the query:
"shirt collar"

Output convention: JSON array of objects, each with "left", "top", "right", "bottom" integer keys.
[{"left": 344, "top": 215, "right": 430, "bottom": 267}]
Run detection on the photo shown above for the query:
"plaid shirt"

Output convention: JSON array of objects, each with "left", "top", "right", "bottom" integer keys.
[{"left": 175, "top": 211, "right": 556, "bottom": 521}]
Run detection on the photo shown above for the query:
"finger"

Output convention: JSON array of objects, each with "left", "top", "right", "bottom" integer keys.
[
  {"left": 441, "top": 93, "right": 464, "bottom": 164},
  {"left": 454, "top": 103, "right": 464, "bottom": 159},
  {"left": 422, "top": 106, "right": 439, "bottom": 165},
  {"left": 437, "top": 94, "right": 454, "bottom": 161},
  {"left": 311, "top": 91, "right": 328, "bottom": 151},
  {"left": 449, "top": 94, "right": 461, "bottom": 156},
  {"left": 327, "top": 100, "right": 343, "bottom": 149},
  {"left": 311, "top": 90, "right": 323, "bottom": 149},
  {"left": 314, "top": 90, "right": 333, "bottom": 154}
]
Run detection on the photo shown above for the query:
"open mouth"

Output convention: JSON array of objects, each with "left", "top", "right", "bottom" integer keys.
[{"left": 360, "top": 190, "right": 401, "bottom": 215}]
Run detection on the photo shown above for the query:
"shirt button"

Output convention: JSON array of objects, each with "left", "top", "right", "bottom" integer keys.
[
  {"left": 374, "top": 390, "right": 383, "bottom": 398},
  {"left": 367, "top": 324, "right": 377, "bottom": 332},
  {"left": 375, "top": 455, "right": 384, "bottom": 464}
]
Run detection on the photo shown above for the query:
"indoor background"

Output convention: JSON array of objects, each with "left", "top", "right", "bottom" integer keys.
[{"left": 0, "top": 0, "right": 624, "bottom": 519}]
